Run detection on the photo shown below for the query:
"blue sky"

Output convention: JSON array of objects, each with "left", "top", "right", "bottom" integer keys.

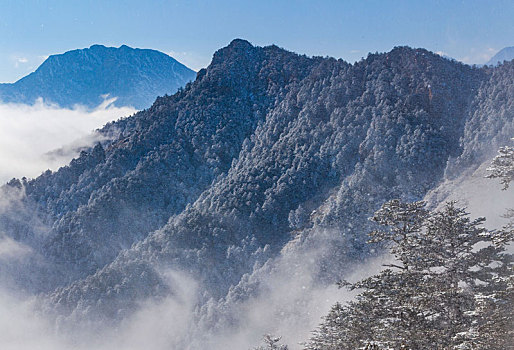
[{"left": 1, "top": 0, "right": 513, "bottom": 82}]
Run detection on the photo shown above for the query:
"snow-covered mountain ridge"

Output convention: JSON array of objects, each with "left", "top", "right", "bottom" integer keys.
[{"left": 0, "top": 39, "right": 512, "bottom": 348}]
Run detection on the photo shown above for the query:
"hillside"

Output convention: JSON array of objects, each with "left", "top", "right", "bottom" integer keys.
[{"left": 0, "top": 39, "right": 512, "bottom": 348}]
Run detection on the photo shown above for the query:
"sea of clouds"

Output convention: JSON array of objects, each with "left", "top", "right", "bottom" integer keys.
[
  {"left": 0, "top": 98, "right": 136, "bottom": 183},
  {"left": 0, "top": 230, "right": 391, "bottom": 350}
]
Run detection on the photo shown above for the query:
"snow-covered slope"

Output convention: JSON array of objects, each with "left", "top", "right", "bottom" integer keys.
[{"left": 0, "top": 39, "right": 512, "bottom": 349}]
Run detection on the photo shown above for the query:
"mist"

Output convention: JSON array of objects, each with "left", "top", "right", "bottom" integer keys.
[
  {"left": 0, "top": 98, "right": 136, "bottom": 183},
  {"left": 197, "top": 230, "right": 391, "bottom": 350},
  {"left": 0, "top": 97, "right": 373, "bottom": 350},
  {"left": 427, "top": 157, "right": 514, "bottom": 230},
  {"left": 0, "top": 227, "right": 388, "bottom": 350},
  {"left": 1, "top": 187, "right": 507, "bottom": 350}
]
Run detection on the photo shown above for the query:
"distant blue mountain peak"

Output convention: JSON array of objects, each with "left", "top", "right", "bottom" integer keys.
[{"left": 0, "top": 44, "right": 196, "bottom": 109}]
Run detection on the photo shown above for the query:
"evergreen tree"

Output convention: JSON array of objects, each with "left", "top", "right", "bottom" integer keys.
[
  {"left": 487, "top": 141, "right": 514, "bottom": 189},
  {"left": 253, "top": 334, "right": 289, "bottom": 350},
  {"left": 306, "top": 200, "right": 513, "bottom": 349},
  {"left": 469, "top": 141, "right": 514, "bottom": 349}
]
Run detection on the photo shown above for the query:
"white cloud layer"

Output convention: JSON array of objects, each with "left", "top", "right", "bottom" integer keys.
[
  {"left": 0, "top": 227, "right": 387, "bottom": 350},
  {"left": 0, "top": 236, "right": 32, "bottom": 261},
  {"left": 0, "top": 99, "right": 136, "bottom": 183},
  {"left": 459, "top": 47, "right": 497, "bottom": 65}
]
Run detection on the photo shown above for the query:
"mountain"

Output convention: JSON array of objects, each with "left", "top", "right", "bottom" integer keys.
[
  {"left": 486, "top": 46, "right": 514, "bottom": 66},
  {"left": 0, "top": 44, "right": 196, "bottom": 109},
  {"left": 0, "top": 39, "right": 512, "bottom": 348}
]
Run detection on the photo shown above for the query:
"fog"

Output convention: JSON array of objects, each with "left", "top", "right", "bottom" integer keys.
[
  {"left": 1, "top": 156, "right": 509, "bottom": 349},
  {"left": 0, "top": 170, "right": 510, "bottom": 350},
  {"left": 197, "top": 231, "right": 391, "bottom": 350},
  {"left": 0, "top": 97, "right": 375, "bottom": 350},
  {"left": 427, "top": 157, "right": 514, "bottom": 230},
  {"left": 0, "top": 98, "right": 136, "bottom": 183},
  {"left": 0, "top": 227, "right": 390, "bottom": 350}
]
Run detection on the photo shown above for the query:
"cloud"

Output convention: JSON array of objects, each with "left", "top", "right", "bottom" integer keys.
[
  {"left": 12, "top": 56, "right": 29, "bottom": 68},
  {"left": 180, "top": 229, "right": 390, "bottom": 350},
  {"left": 459, "top": 47, "right": 497, "bottom": 65},
  {"left": 0, "top": 269, "right": 199, "bottom": 350},
  {"left": 0, "top": 236, "right": 32, "bottom": 261},
  {"left": 0, "top": 227, "right": 388, "bottom": 350},
  {"left": 0, "top": 290, "right": 68, "bottom": 350},
  {"left": 0, "top": 98, "right": 136, "bottom": 183},
  {"left": 0, "top": 98, "right": 390, "bottom": 349},
  {"left": 426, "top": 155, "right": 514, "bottom": 231}
]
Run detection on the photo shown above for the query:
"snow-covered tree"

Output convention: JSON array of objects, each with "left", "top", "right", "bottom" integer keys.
[
  {"left": 467, "top": 270, "right": 513, "bottom": 349},
  {"left": 486, "top": 140, "right": 514, "bottom": 235},
  {"left": 487, "top": 142, "right": 514, "bottom": 189},
  {"left": 468, "top": 141, "right": 514, "bottom": 349},
  {"left": 306, "top": 200, "right": 513, "bottom": 349},
  {"left": 253, "top": 334, "right": 289, "bottom": 350}
]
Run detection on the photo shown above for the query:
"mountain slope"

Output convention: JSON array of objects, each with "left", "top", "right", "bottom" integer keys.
[
  {"left": 3, "top": 39, "right": 320, "bottom": 288},
  {"left": 0, "top": 45, "right": 196, "bottom": 109},
  {"left": 0, "top": 40, "right": 511, "bottom": 346},
  {"left": 486, "top": 46, "right": 514, "bottom": 66}
]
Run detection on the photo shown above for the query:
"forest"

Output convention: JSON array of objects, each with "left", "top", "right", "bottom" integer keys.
[{"left": 0, "top": 39, "right": 512, "bottom": 349}]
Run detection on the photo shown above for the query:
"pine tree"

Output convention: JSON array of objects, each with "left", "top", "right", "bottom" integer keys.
[
  {"left": 469, "top": 141, "right": 514, "bottom": 349},
  {"left": 306, "top": 200, "right": 513, "bottom": 349},
  {"left": 487, "top": 142, "right": 514, "bottom": 189},
  {"left": 253, "top": 334, "right": 289, "bottom": 350}
]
